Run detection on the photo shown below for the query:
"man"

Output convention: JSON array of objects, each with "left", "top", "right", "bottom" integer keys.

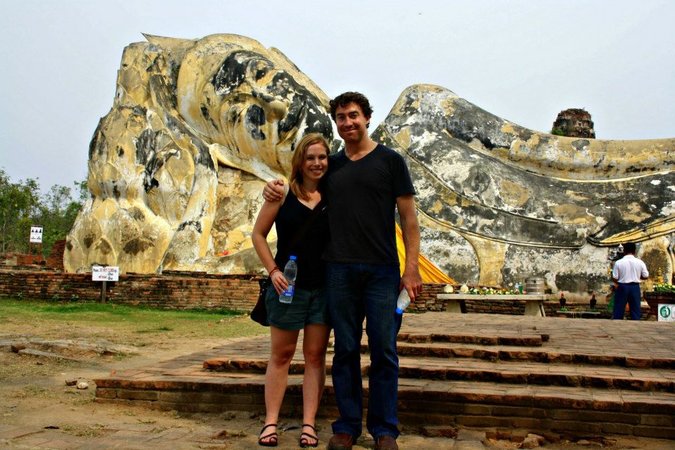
[
  {"left": 612, "top": 242, "right": 649, "bottom": 320},
  {"left": 264, "top": 92, "right": 422, "bottom": 450}
]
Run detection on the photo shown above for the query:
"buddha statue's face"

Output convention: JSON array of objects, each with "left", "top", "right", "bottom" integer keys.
[{"left": 177, "top": 43, "right": 332, "bottom": 178}]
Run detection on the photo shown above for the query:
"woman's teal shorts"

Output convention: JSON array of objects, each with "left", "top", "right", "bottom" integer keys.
[{"left": 265, "top": 285, "right": 329, "bottom": 330}]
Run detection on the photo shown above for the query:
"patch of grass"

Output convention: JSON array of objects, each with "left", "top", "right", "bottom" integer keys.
[
  {"left": 0, "top": 298, "right": 264, "bottom": 343},
  {"left": 11, "top": 385, "right": 56, "bottom": 399},
  {"left": 137, "top": 418, "right": 157, "bottom": 424},
  {"left": 61, "top": 423, "right": 109, "bottom": 438},
  {"left": 2, "top": 299, "right": 241, "bottom": 318},
  {"left": 68, "top": 396, "right": 95, "bottom": 406},
  {"left": 135, "top": 326, "right": 173, "bottom": 334}
]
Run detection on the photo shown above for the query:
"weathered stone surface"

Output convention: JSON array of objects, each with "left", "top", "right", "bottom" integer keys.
[
  {"left": 65, "top": 34, "right": 333, "bottom": 274},
  {"left": 4, "top": 337, "right": 136, "bottom": 358},
  {"left": 65, "top": 35, "right": 674, "bottom": 293},
  {"left": 16, "top": 348, "right": 81, "bottom": 362},
  {"left": 371, "top": 84, "right": 675, "bottom": 289}
]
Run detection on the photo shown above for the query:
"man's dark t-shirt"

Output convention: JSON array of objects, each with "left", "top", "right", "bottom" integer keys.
[{"left": 322, "top": 144, "right": 415, "bottom": 265}]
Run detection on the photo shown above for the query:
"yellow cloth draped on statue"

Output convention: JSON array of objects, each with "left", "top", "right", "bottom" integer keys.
[{"left": 396, "top": 224, "right": 455, "bottom": 284}]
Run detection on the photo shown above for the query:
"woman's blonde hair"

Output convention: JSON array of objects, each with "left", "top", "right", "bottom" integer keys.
[{"left": 289, "top": 133, "right": 330, "bottom": 200}]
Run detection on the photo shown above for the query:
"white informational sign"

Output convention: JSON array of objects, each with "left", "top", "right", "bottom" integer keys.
[
  {"left": 29, "top": 226, "right": 43, "bottom": 243},
  {"left": 657, "top": 304, "right": 675, "bottom": 322},
  {"left": 92, "top": 265, "right": 120, "bottom": 282}
]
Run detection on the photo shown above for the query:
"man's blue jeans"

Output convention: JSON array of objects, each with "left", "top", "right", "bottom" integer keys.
[
  {"left": 613, "top": 283, "right": 642, "bottom": 320},
  {"left": 326, "top": 262, "right": 401, "bottom": 440}
]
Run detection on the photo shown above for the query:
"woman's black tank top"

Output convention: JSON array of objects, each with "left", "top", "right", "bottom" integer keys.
[{"left": 274, "top": 191, "right": 328, "bottom": 289}]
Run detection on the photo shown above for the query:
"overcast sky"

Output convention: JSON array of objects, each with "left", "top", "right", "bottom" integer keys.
[{"left": 1, "top": 0, "right": 673, "bottom": 193}]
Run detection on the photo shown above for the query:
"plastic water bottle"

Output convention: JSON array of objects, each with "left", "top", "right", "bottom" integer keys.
[
  {"left": 279, "top": 255, "right": 297, "bottom": 304},
  {"left": 395, "top": 289, "right": 411, "bottom": 314}
]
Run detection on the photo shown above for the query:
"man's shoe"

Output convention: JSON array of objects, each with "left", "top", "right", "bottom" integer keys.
[
  {"left": 374, "top": 435, "right": 398, "bottom": 450},
  {"left": 327, "top": 433, "right": 354, "bottom": 450}
]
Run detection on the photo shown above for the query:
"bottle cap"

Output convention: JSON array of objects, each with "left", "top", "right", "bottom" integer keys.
[
  {"left": 395, "top": 307, "right": 405, "bottom": 314},
  {"left": 289, "top": 255, "right": 297, "bottom": 260}
]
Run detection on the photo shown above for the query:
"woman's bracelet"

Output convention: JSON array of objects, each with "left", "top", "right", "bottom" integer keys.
[{"left": 269, "top": 267, "right": 280, "bottom": 277}]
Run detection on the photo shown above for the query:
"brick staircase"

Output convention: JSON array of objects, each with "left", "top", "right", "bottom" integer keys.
[{"left": 94, "top": 313, "right": 675, "bottom": 440}]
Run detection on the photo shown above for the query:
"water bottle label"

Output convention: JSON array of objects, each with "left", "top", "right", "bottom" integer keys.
[{"left": 279, "top": 284, "right": 294, "bottom": 303}]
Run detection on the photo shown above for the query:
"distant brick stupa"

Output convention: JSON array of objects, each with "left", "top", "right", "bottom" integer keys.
[{"left": 551, "top": 108, "right": 595, "bottom": 138}]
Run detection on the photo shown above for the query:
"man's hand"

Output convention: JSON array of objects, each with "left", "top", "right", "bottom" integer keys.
[
  {"left": 401, "top": 270, "right": 423, "bottom": 302},
  {"left": 396, "top": 194, "right": 422, "bottom": 302},
  {"left": 263, "top": 179, "right": 285, "bottom": 202}
]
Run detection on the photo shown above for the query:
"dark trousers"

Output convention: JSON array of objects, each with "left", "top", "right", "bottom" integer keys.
[
  {"left": 326, "top": 262, "right": 401, "bottom": 440},
  {"left": 613, "top": 283, "right": 641, "bottom": 320}
]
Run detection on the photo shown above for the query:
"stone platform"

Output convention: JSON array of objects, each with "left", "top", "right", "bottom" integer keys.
[{"left": 94, "top": 313, "right": 675, "bottom": 440}]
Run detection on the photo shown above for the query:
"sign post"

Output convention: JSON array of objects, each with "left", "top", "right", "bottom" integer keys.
[
  {"left": 29, "top": 226, "right": 43, "bottom": 243},
  {"left": 29, "top": 226, "right": 43, "bottom": 257},
  {"left": 657, "top": 304, "right": 675, "bottom": 322},
  {"left": 92, "top": 266, "right": 119, "bottom": 303}
]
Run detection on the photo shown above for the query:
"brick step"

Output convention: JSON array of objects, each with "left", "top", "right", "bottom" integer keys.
[
  {"left": 93, "top": 312, "right": 675, "bottom": 440},
  {"left": 94, "top": 373, "right": 675, "bottom": 439},
  {"left": 397, "top": 356, "right": 675, "bottom": 392},
  {"left": 394, "top": 341, "right": 675, "bottom": 368},
  {"left": 202, "top": 354, "right": 675, "bottom": 392},
  {"left": 201, "top": 332, "right": 673, "bottom": 370},
  {"left": 397, "top": 331, "right": 547, "bottom": 346},
  {"left": 395, "top": 378, "right": 675, "bottom": 438}
]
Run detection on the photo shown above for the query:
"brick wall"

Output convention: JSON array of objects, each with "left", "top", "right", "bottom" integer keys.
[
  {"left": 0, "top": 267, "right": 463, "bottom": 313},
  {"left": 0, "top": 267, "right": 609, "bottom": 317},
  {"left": 0, "top": 267, "right": 261, "bottom": 312},
  {"left": 409, "top": 283, "right": 446, "bottom": 312},
  {"left": 410, "top": 285, "right": 615, "bottom": 317},
  {"left": 0, "top": 267, "right": 446, "bottom": 313},
  {"left": 411, "top": 284, "right": 543, "bottom": 315}
]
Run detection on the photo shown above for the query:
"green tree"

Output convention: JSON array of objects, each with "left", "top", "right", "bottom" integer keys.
[
  {"left": 35, "top": 180, "right": 88, "bottom": 256},
  {"left": 0, "top": 169, "right": 41, "bottom": 253},
  {"left": 0, "top": 170, "right": 87, "bottom": 256}
]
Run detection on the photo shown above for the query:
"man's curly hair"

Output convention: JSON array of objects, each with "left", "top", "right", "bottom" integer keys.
[{"left": 329, "top": 91, "right": 373, "bottom": 121}]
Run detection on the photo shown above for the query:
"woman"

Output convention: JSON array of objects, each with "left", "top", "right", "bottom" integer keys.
[{"left": 251, "top": 133, "right": 331, "bottom": 448}]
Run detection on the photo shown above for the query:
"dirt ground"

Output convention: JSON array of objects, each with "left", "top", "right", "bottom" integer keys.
[{"left": 1, "top": 323, "right": 673, "bottom": 449}]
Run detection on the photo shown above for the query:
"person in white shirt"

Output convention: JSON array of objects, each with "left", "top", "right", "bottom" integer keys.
[{"left": 611, "top": 242, "right": 649, "bottom": 320}]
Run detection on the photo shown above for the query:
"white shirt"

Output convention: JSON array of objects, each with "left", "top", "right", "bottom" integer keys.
[{"left": 612, "top": 254, "right": 649, "bottom": 284}]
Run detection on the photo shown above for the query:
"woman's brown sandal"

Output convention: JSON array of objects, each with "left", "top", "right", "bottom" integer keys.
[
  {"left": 258, "top": 423, "right": 278, "bottom": 447},
  {"left": 299, "top": 423, "right": 319, "bottom": 448}
]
